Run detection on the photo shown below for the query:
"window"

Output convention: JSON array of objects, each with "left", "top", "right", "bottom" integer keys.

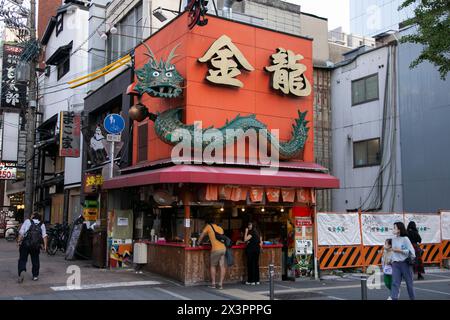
[
  {"left": 56, "top": 14, "right": 64, "bottom": 36},
  {"left": 57, "top": 57, "right": 70, "bottom": 80},
  {"left": 138, "top": 123, "right": 148, "bottom": 162},
  {"left": 107, "top": 2, "right": 143, "bottom": 63},
  {"left": 351, "top": 74, "right": 379, "bottom": 105},
  {"left": 353, "top": 138, "right": 381, "bottom": 168}
]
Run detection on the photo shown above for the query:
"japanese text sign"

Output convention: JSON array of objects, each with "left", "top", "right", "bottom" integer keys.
[
  {"left": 1, "top": 44, "right": 26, "bottom": 109},
  {"left": 59, "top": 111, "right": 81, "bottom": 157}
]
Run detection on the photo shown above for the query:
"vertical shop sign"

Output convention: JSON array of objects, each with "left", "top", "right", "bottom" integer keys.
[
  {"left": 1, "top": 44, "right": 26, "bottom": 110},
  {"left": 59, "top": 111, "right": 81, "bottom": 157}
]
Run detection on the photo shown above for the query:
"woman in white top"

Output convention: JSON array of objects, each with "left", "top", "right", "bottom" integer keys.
[{"left": 390, "top": 222, "right": 416, "bottom": 300}]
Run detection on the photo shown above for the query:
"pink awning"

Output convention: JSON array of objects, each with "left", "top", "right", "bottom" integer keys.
[{"left": 103, "top": 164, "right": 339, "bottom": 190}]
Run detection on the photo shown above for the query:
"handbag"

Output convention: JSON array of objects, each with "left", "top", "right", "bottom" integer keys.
[
  {"left": 209, "top": 224, "right": 232, "bottom": 247},
  {"left": 405, "top": 252, "right": 416, "bottom": 266}
]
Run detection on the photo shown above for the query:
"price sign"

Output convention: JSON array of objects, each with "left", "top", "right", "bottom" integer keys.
[{"left": 0, "top": 162, "right": 17, "bottom": 180}]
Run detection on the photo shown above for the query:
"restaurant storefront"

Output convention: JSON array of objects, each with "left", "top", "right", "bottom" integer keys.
[{"left": 101, "top": 12, "right": 339, "bottom": 285}]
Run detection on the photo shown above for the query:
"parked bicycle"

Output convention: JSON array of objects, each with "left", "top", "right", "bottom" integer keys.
[
  {"left": 46, "top": 223, "right": 70, "bottom": 255},
  {"left": 5, "top": 225, "right": 19, "bottom": 242}
]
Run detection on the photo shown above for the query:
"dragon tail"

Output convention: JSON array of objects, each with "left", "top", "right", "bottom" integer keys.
[{"left": 268, "top": 110, "right": 309, "bottom": 160}]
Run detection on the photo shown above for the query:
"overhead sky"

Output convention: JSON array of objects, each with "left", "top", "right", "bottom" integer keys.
[{"left": 283, "top": 0, "right": 350, "bottom": 32}]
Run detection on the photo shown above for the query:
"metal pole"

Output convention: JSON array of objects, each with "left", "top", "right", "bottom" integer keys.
[
  {"left": 109, "top": 141, "right": 114, "bottom": 179},
  {"left": 269, "top": 264, "right": 274, "bottom": 300},
  {"left": 24, "top": 0, "right": 37, "bottom": 220},
  {"left": 361, "top": 275, "right": 368, "bottom": 300}
]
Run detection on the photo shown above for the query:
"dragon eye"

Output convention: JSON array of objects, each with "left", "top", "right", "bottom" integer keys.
[
  {"left": 165, "top": 72, "right": 173, "bottom": 77},
  {"left": 152, "top": 71, "right": 160, "bottom": 77}
]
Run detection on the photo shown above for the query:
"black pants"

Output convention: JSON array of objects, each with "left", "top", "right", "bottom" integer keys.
[
  {"left": 18, "top": 245, "right": 40, "bottom": 277},
  {"left": 246, "top": 249, "right": 260, "bottom": 283}
]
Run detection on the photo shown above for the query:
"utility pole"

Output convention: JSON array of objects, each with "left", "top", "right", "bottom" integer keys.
[{"left": 24, "top": 0, "right": 37, "bottom": 219}]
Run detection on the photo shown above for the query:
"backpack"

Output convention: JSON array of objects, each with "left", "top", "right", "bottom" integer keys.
[
  {"left": 23, "top": 219, "right": 43, "bottom": 250},
  {"left": 209, "top": 223, "right": 232, "bottom": 248}
]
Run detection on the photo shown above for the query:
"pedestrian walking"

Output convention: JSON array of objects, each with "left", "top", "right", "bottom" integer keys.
[
  {"left": 391, "top": 222, "right": 416, "bottom": 300},
  {"left": 382, "top": 239, "right": 394, "bottom": 299},
  {"left": 407, "top": 221, "right": 425, "bottom": 280},
  {"left": 17, "top": 212, "right": 47, "bottom": 283},
  {"left": 198, "top": 216, "right": 227, "bottom": 290},
  {"left": 244, "top": 222, "right": 263, "bottom": 285}
]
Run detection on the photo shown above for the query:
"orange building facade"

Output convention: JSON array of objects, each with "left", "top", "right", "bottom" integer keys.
[
  {"left": 131, "top": 13, "right": 314, "bottom": 164},
  {"left": 103, "top": 12, "right": 339, "bottom": 284}
]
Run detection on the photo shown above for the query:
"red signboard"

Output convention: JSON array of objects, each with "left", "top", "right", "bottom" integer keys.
[{"left": 295, "top": 217, "right": 312, "bottom": 227}]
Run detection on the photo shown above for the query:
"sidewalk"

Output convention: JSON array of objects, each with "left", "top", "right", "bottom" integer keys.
[{"left": 0, "top": 239, "right": 165, "bottom": 298}]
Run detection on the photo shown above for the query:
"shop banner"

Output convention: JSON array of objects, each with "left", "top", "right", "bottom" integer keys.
[
  {"left": 317, "top": 213, "right": 361, "bottom": 246},
  {"left": 1, "top": 44, "right": 26, "bottom": 110},
  {"left": 405, "top": 213, "right": 441, "bottom": 244},
  {"left": 440, "top": 212, "right": 450, "bottom": 240},
  {"left": 59, "top": 111, "right": 81, "bottom": 157},
  {"left": 361, "top": 214, "right": 404, "bottom": 246}
]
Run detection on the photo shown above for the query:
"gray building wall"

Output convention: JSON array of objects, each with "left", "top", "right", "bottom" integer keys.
[
  {"left": 331, "top": 45, "right": 403, "bottom": 212},
  {"left": 398, "top": 26, "right": 450, "bottom": 212}
]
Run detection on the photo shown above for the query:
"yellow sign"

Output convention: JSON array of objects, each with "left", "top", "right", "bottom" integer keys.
[
  {"left": 198, "top": 35, "right": 254, "bottom": 88},
  {"left": 265, "top": 48, "right": 311, "bottom": 97},
  {"left": 83, "top": 207, "right": 98, "bottom": 221}
]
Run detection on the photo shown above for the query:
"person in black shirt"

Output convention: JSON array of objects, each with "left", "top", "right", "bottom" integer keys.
[
  {"left": 407, "top": 221, "right": 424, "bottom": 280},
  {"left": 244, "top": 222, "right": 263, "bottom": 285}
]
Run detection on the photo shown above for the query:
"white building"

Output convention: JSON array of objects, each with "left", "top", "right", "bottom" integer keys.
[
  {"left": 331, "top": 43, "right": 403, "bottom": 212},
  {"left": 36, "top": 1, "right": 89, "bottom": 223}
]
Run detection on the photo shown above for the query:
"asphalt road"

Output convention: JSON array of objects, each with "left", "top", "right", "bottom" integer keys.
[{"left": 1, "top": 239, "right": 449, "bottom": 300}]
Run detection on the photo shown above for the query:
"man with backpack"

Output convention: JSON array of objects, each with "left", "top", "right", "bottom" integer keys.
[{"left": 17, "top": 212, "right": 48, "bottom": 283}]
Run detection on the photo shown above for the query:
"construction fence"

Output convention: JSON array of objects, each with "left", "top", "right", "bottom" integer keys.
[{"left": 316, "top": 211, "right": 450, "bottom": 270}]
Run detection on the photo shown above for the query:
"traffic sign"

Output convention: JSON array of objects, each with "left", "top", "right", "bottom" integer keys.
[{"left": 103, "top": 114, "right": 125, "bottom": 134}]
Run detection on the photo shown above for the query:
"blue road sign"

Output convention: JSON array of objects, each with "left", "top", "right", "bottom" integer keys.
[{"left": 103, "top": 114, "right": 125, "bottom": 135}]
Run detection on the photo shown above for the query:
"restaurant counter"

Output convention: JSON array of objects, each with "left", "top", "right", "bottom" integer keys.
[{"left": 141, "top": 241, "right": 283, "bottom": 286}]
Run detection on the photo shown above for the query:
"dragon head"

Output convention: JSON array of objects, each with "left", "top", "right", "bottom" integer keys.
[{"left": 135, "top": 43, "right": 184, "bottom": 99}]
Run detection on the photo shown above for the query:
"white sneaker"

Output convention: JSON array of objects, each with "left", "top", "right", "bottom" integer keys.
[
  {"left": 256, "top": 282, "right": 260, "bottom": 285},
  {"left": 387, "top": 296, "right": 392, "bottom": 300},
  {"left": 251, "top": 282, "right": 256, "bottom": 286}
]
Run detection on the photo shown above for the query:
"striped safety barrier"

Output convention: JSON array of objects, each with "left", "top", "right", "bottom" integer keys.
[
  {"left": 420, "top": 244, "right": 441, "bottom": 264},
  {"left": 363, "top": 245, "right": 384, "bottom": 266},
  {"left": 317, "top": 246, "right": 364, "bottom": 270},
  {"left": 441, "top": 241, "right": 450, "bottom": 260}
]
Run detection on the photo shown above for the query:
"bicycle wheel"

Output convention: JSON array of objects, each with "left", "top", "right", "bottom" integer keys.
[
  {"left": 5, "top": 228, "right": 17, "bottom": 242},
  {"left": 47, "top": 238, "right": 58, "bottom": 255}
]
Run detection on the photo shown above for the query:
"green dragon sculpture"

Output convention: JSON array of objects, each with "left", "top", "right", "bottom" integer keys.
[{"left": 131, "top": 43, "right": 310, "bottom": 160}]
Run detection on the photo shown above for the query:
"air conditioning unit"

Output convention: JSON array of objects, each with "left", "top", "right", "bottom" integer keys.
[{"left": 133, "top": 242, "right": 148, "bottom": 264}]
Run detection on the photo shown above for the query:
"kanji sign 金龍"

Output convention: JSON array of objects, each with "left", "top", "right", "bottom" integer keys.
[
  {"left": 265, "top": 47, "right": 311, "bottom": 97},
  {"left": 198, "top": 35, "right": 254, "bottom": 88},
  {"left": 59, "top": 111, "right": 81, "bottom": 157}
]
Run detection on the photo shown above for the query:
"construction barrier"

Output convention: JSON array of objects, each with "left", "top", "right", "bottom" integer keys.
[
  {"left": 317, "top": 246, "right": 364, "bottom": 270},
  {"left": 316, "top": 210, "right": 450, "bottom": 271},
  {"left": 420, "top": 244, "right": 441, "bottom": 264},
  {"left": 442, "top": 240, "right": 450, "bottom": 260},
  {"left": 363, "top": 245, "right": 384, "bottom": 266}
]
